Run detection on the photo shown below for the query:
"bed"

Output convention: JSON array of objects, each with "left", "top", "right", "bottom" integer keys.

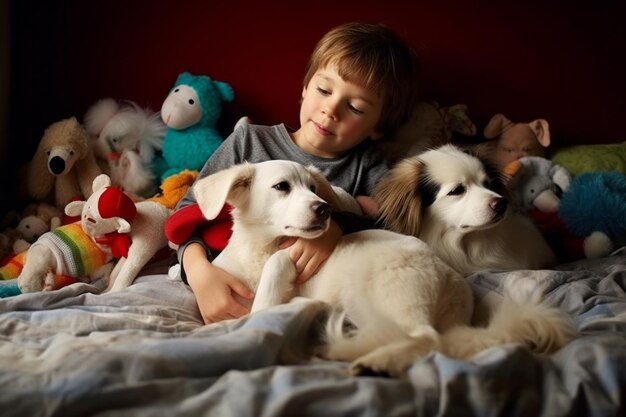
[{"left": 1, "top": 246, "right": 625, "bottom": 416}]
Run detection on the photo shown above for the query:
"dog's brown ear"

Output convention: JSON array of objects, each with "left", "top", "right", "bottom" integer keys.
[
  {"left": 373, "top": 157, "right": 424, "bottom": 236},
  {"left": 309, "top": 166, "right": 364, "bottom": 214},
  {"left": 307, "top": 166, "right": 342, "bottom": 210},
  {"left": 193, "top": 163, "right": 254, "bottom": 220}
]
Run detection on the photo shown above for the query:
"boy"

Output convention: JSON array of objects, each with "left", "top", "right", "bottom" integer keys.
[{"left": 167, "top": 22, "right": 420, "bottom": 323}]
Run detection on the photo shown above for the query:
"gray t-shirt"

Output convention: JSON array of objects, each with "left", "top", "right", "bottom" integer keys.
[
  {"left": 176, "top": 123, "right": 388, "bottom": 210},
  {"left": 174, "top": 122, "right": 389, "bottom": 270}
]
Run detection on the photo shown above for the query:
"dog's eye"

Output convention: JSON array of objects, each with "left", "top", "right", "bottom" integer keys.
[
  {"left": 309, "top": 185, "right": 316, "bottom": 193},
  {"left": 273, "top": 181, "right": 291, "bottom": 193},
  {"left": 448, "top": 185, "right": 466, "bottom": 196}
]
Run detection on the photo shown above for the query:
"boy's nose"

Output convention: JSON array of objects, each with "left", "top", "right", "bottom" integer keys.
[{"left": 322, "top": 101, "right": 339, "bottom": 120}]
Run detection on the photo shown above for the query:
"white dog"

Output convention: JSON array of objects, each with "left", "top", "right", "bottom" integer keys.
[
  {"left": 374, "top": 144, "right": 557, "bottom": 275},
  {"left": 190, "top": 160, "right": 573, "bottom": 377}
]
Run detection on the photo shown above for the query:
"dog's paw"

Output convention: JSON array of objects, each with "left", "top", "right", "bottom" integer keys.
[
  {"left": 350, "top": 362, "right": 392, "bottom": 378},
  {"left": 350, "top": 353, "right": 409, "bottom": 378},
  {"left": 349, "top": 337, "right": 433, "bottom": 378}
]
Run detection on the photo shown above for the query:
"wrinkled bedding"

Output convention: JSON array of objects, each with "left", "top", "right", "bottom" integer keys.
[{"left": 1, "top": 248, "right": 625, "bottom": 417}]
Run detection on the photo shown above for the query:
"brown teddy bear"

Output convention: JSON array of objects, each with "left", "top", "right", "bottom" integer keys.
[
  {"left": 374, "top": 101, "right": 477, "bottom": 165},
  {"left": 26, "top": 117, "right": 103, "bottom": 209}
]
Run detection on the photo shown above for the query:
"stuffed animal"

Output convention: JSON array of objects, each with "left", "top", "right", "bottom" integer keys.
[
  {"left": 0, "top": 203, "right": 63, "bottom": 259},
  {"left": 374, "top": 101, "right": 477, "bottom": 165},
  {"left": 147, "top": 169, "right": 199, "bottom": 210},
  {"left": 505, "top": 156, "right": 571, "bottom": 212},
  {"left": 506, "top": 157, "right": 622, "bottom": 261},
  {"left": 559, "top": 172, "right": 626, "bottom": 256},
  {"left": 84, "top": 98, "right": 167, "bottom": 197},
  {"left": 26, "top": 117, "right": 103, "bottom": 209},
  {"left": 1, "top": 250, "right": 80, "bottom": 293},
  {"left": 12, "top": 203, "right": 63, "bottom": 253},
  {"left": 155, "top": 72, "right": 234, "bottom": 181},
  {"left": 17, "top": 174, "right": 172, "bottom": 293},
  {"left": 550, "top": 142, "right": 626, "bottom": 177},
  {"left": 0, "top": 227, "right": 22, "bottom": 261},
  {"left": 478, "top": 113, "right": 551, "bottom": 171}
]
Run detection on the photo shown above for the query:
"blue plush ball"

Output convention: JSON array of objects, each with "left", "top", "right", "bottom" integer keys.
[{"left": 559, "top": 172, "right": 626, "bottom": 241}]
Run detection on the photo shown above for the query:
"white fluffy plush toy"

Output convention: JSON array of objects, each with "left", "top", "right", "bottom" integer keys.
[
  {"left": 17, "top": 174, "right": 172, "bottom": 293},
  {"left": 84, "top": 98, "right": 167, "bottom": 197}
]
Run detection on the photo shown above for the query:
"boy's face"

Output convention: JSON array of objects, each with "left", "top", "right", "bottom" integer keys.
[{"left": 293, "top": 65, "right": 383, "bottom": 158}]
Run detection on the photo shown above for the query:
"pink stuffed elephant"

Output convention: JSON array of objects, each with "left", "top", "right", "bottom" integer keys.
[{"left": 483, "top": 113, "right": 550, "bottom": 170}]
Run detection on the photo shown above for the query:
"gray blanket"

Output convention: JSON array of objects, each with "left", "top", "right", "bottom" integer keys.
[{"left": 1, "top": 248, "right": 625, "bottom": 417}]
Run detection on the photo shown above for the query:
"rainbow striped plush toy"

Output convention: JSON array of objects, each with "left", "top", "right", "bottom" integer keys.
[{"left": 16, "top": 174, "right": 171, "bottom": 294}]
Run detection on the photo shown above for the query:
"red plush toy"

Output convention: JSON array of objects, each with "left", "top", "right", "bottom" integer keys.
[{"left": 164, "top": 203, "right": 233, "bottom": 251}]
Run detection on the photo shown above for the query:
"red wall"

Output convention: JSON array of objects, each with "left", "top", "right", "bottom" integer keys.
[{"left": 5, "top": 1, "right": 626, "bottom": 210}]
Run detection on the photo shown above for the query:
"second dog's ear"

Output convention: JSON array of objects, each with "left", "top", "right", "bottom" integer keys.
[
  {"left": 373, "top": 157, "right": 425, "bottom": 236},
  {"left": 194, "top": 163, "right": 254, "bottom": 220}
]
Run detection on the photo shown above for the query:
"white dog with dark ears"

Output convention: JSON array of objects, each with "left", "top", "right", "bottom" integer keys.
[
  {"left": 374, "top": 144, "right": 557, "bottom": 275},
  {"left": 189, "top": 159, "right": 574, "bottom": 377}
]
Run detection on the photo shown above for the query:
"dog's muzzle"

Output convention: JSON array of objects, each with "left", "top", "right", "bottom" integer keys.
[
  {"left": 491, "top": 197, "right": 508, "bottom": 217},
  {"left": 48, "top": 156, "right": 67, "bottom": 175},
  {"left": 47, "top": 148, "right": 74, "bottom": 176}
]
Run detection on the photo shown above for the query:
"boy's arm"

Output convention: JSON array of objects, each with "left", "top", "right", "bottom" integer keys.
[
  {"left": 182, "top": 242, "right": 253, "bottom": 324},
  {"left": 168, "top": 125, "right": 255, "bottom": 323}
]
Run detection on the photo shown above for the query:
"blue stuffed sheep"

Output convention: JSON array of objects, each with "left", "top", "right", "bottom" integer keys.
[{"left": 155, "top": 72, "right": 234, "bottom": 181}]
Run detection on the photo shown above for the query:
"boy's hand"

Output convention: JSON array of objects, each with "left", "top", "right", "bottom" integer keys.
[
  {"left": 184, "top": 243, "right": 254, "bottom": 324},
  {"left": 279, "top": 220, "right": 342, "bottom": 283},
  {"left": 355, "top": 195, "right": 379, "bottom": 217}
]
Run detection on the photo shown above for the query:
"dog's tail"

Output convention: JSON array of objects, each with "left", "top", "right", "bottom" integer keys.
[
  {"left": 322, "top": 295, "right": 576, "bottom": 363},
  {"left": 441, "top": 295, "right": 577, "bottom": 360}
]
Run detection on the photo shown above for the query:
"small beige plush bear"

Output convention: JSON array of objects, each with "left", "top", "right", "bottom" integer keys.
[
  {"left": 12, "top": 203, "right": 63, "bottom": 253},
  {"left": 482, "top": 113, "right": 551, "bottom": 171}
]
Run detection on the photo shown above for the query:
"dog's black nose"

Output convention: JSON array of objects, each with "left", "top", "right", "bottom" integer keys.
[
  {"left": 48, "top": 156, "right": 66, "bottom": 175},
  {"left": 491, "top": 197, "right": 508, "bottom": 215},
  {"left": 313, "top": 201, "right": 330, "bottom": 220}
]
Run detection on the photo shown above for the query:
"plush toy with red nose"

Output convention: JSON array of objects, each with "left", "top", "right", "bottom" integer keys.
[{"left": 17, "top": 174, "right": 171, "bottom": 294}]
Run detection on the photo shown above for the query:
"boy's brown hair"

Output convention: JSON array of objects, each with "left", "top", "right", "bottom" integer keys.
[{"left": 303, "top": 22, "right": 421, "bottom": 136}]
